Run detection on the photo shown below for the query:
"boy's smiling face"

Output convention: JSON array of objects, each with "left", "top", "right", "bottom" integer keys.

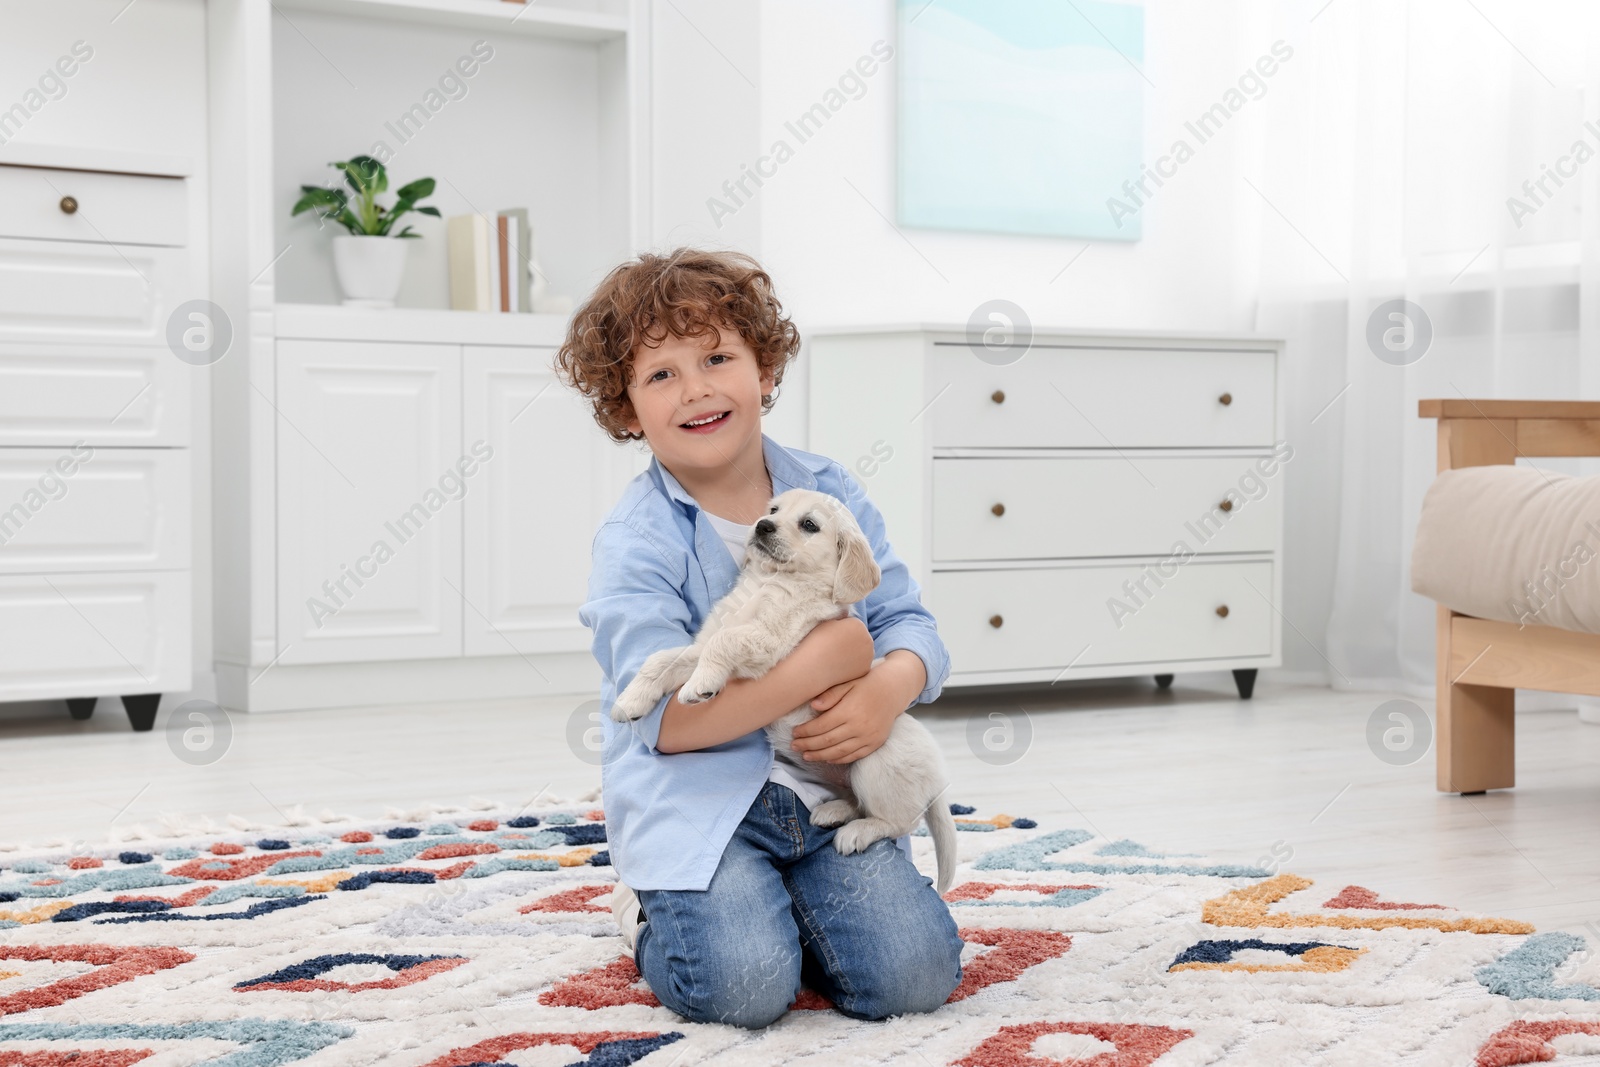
[{"left": 622, "top": 324, "right": 776, "bottom": 489}]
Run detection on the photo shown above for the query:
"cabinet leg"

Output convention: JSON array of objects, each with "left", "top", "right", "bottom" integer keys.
[
  {"left": 1154, "top": 674, "right": 1174, "bottom": 690},
  {"left": 122, "top": 694, "right": 161, "bottom": 732},
  {"left": 67, "top": 697, "right": 97, "bottom": 721},
  {"left": 1232, "top": 669, "right": 1257, "bottom": 700}
]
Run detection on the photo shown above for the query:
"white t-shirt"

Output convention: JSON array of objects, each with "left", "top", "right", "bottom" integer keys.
[{"left": 702, "top": 509, "right": 842, "bottom": 813}]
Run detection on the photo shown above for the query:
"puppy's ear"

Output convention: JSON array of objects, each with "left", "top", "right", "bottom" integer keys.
[{"left": 832, "top": 525, "right": 880, "bottom": 604}]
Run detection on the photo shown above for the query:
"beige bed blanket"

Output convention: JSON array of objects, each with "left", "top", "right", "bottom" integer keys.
[{"left": 1410, "top": 464, "right": 1600, "bottom": 634}]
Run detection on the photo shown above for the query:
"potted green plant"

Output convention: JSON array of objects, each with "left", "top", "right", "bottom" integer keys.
[{"left": 291, "top": 156, "right": 440, "bottom": 307}]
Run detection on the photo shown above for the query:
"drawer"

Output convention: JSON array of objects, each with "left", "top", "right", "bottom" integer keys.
[
  {"left": 0, "top": 569, "right": 191, "bottom": 700},
  {"left": 0, "top": 342, "right": 191, "bottom": 446},
  {"left": 928, "top": 560, "right": 1274, "bottom": 674},
  {"left": 0, "top": 238, "right": 191, "bottom": 345},
  {"left": 0, "top": 165, "right": 187, "bottom": 246},
  {"left": 933, "top": 454, "right": 1283, "bottom": 561},
  {"left": 0, "top": 448, "right": 189, "bottom": 573},
  {"left": 930, "top": 345, "right": 1276, "bottom": 448}
]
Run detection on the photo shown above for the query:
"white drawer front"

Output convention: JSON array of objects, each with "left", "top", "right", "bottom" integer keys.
[
  {"left": 930, "top": 345, "right": 1276, "bottom": 448},
  {"left": 929, "top": 560, "right": 1274, "bottom": 674},
  {"left": 0, "top": 342, "right": 190, "bottom": 446},
  {"left": 0, "top": 165, "right": 187, "bottom": 246},
  {"left": 0, "top": 569, "right": 191, "bottom": 700},
  {"left": 0, "top": 448, "right": 189, "bottom": 573},
  {"left": 0, "top": 238, "right": 189, "bottom": 345},
  {"left": 933, "top": 455, "right": 1282, "bottom": 561}
]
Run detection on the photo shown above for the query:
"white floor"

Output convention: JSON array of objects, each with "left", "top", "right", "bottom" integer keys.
[{"left": 2, "top": 675, "right": 1598, "bottom": 941}]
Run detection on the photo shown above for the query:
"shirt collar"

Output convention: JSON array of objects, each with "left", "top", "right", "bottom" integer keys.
[{"left": 649, "top": 432, "right": 826, "bottom": 513}]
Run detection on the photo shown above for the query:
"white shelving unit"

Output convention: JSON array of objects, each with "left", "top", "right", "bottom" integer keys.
[{"left": 207, "top": 0, "right": 651, "bottom": 712}]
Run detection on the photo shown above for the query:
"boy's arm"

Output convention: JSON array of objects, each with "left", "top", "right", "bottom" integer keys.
[
  {"left": 578, "top": 518, "right": 875, "bottom": 756},
  {"left": 655, "top": 615, "right": 874, "bottom": 754},
  {"left": 578, "top": 519, "right": 694, "bottom": 756}
]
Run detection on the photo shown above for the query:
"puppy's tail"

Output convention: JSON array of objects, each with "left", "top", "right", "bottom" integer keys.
[{"left": 924, "top": 794, "right": 958, "bottom": 895}]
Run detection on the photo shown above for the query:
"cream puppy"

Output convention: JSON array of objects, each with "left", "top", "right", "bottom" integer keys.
[{"left": 610, "top": 488, "right": 958, "bottom": 892}]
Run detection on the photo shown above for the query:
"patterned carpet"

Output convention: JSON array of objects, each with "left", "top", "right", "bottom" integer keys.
[{"left": 0, "top": 795, "right": 1591, "bottom": 1066}]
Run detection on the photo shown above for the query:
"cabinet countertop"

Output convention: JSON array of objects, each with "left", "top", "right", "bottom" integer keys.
[
  {"left": 275, "top": 303, "right": 571, "bottom": 346},
  {"left": 805, "top": 323, "right": 1283, "bottom": 346}
]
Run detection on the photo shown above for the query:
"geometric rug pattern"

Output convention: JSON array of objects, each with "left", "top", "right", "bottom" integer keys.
[{"left": 0, "top": 797, "right": 1592, "bottom": 1066}]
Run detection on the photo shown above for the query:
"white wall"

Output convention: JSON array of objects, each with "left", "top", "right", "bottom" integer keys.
[
  {"left": 756, "top": 1, "right": 1264, "bottom": 336},
  {"left": 648, "top": 0, "right": 762, "bottom": 257}
]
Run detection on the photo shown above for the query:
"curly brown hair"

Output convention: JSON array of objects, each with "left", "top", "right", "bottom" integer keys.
[{"left": 553, "top": 247, "right": 802, "bottom": 444}]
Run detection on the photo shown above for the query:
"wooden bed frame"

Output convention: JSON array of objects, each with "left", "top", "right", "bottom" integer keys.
[{"left": 1419, "top": 399, "right": 1600, "bottom": 793}]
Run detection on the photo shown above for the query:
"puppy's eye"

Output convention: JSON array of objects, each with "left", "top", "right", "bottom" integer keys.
[
  {"left": 800, "top": 518, "right": 819, "bottom": 533},
  {"left": 768, "top": 505, "right": 778, "bottom": 514}
]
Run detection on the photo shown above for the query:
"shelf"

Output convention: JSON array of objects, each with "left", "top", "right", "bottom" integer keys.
[
  {"left": 274, "top": 0, "right": 629, "bottom": 41},
  {"left": 275, "top": 303, "right": 572, "bottom": 345}
]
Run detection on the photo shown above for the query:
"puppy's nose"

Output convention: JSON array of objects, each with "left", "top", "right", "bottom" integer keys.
[{"left": 754, "top": 518, "right": 776, "bottom": 536}]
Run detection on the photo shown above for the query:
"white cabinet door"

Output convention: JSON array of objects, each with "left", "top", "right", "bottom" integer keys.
[
  {"left": 462, "top": 345, "right": 648, "bottom": 658},
  {"left": 276, "top": 340, "right": 462, "bottom": 664}
]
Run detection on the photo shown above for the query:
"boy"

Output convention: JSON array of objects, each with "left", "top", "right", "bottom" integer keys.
[{"left": 559, "top": 247, "right": 963, "bottom": 1028}]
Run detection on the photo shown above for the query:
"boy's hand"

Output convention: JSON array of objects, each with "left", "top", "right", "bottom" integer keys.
[{"left": 790, "top": 650, "right": 926, "bottom": 765}]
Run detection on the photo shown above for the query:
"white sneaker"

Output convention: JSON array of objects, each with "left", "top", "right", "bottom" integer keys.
[{"left": 611, "top": 880, "right": 644, "bottom": 955}]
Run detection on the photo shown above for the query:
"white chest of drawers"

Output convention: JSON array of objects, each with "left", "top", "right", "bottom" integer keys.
[
  {"left": 807, "top": 325, "right": 1285, "bottom": 697},
  {"left": 0, "top": 149, "right": 195, "bottom": 729}
]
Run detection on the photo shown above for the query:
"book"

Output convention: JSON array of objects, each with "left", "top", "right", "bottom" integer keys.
[
  {"left": 505, "top": 211, "right": 520, "bottom": 312},
  {"left": 485, "top": 212, "right": 500, "bottom": 313},
  {"left": 446, "top": 214, "right": 491, "bottom": 311},
  {"left": 496, "top": 214, "right": 510, "bottom": 313},
  {"left": 500, "top": 207, "right": 531, "bottom": 313}
]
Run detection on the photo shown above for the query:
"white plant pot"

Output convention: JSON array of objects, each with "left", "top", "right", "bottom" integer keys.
[{"left": 332, "top": 235, "right": 410, "bottom": 308}]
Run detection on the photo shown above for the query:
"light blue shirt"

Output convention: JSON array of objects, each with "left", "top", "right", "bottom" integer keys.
[{"left": 577, "top": 432, "right": 953, "bottom": 891}]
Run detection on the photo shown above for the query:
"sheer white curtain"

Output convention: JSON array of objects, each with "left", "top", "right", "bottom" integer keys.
[{"left": 1252, "top": 0, "right": 1600, "bottom": 703}]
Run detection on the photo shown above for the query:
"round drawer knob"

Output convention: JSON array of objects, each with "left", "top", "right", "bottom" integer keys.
[
  {"left": 1216, "top": 605, "right": 1230, "bottom": 618},
  {"left": 1219, "top": 499, "right": 1233, "bottom": 513},
  {"left": 1218, "top": 392, "right": 1233, "bottom": 406},
  {"left": 988, "top": 614, "right": 1004, "bottom": 628},
  {"left": 991, "top": 502, "right": 1005, "bottom": 517},
  {"left": 59, "top": 195, "right": 78, "bottom": 215},
  {"left": 990, "top": 389, "right": 1005, "bottom": 404}
]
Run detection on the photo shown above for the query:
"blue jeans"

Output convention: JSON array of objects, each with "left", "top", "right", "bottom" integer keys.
[{"left": 634, "top": 781, "right": 965, "bottom": 1028}]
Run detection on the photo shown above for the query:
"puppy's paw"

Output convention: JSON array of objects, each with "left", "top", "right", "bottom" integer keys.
[
  {"left": 831, "top": 819, "right": 891, "bottom": 856},
  {"left": 678, "top": 668, "right": 727, "bottom": 705},
  {"left": 610, "top": 686, "right": 656, "bottom": 722},
  {"left": 809, "top": 799, "right": 859, "bottom": 828}
]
